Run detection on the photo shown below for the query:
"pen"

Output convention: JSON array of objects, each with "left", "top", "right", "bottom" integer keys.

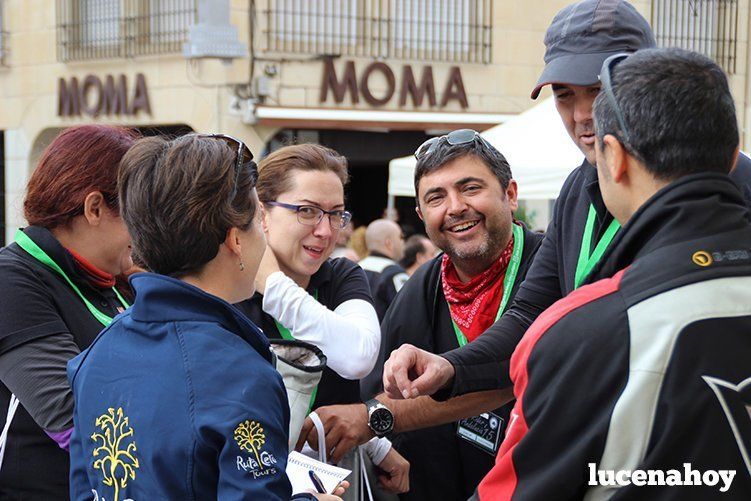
[{"left": 309, "top": 470, "right": 326, "bottom": 494}]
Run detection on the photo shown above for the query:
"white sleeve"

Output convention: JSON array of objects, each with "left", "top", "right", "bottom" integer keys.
[
  {"left": 362, "top": 437, "right": 392, "bottom": 466},
  {"left": 262, "top": 271, "right": 380, "bottom": 380}
]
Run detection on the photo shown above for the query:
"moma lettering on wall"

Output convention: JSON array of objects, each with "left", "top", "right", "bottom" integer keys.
[
  {"left": 320, "top": 58, "right": 468, "bottom": 109},
  {"left": 58, "top": 73, "right": 152, "bottom": 118}
]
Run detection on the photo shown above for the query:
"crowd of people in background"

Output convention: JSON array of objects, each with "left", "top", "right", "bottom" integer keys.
[{"left": 2, "top": 1, "right": 751, "bottom": 500}]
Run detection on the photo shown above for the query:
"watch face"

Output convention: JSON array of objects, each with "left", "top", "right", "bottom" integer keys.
[{"left": 370, "top": 408, "right": 393, "bottom": 434}]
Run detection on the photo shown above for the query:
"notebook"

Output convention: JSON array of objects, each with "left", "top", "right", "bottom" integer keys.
[{"left": 286, "top": 451, "right": 352, "bottom": 495}]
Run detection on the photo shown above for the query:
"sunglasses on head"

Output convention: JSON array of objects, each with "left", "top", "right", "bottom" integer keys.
[
  {"left": 414, "top": 129, "right": 493, "bottom": 160},
  {"left": 198, "top": 134, "right": 257, "bottom": 199},
  {"left": 599, "top": 53, "right": 631, "bottom": 144}
]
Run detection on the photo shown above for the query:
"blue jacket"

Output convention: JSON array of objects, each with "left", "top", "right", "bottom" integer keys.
[{"left": 68, "top": 273, "right": 298, "bottom": 500}]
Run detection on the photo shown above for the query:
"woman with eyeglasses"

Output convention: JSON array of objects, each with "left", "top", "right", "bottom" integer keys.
[
  {"left": 235, "top": 144, "right": 410, "bottom": 495},
  {"left": 67, "top": 135, "right": 345, "bottom": 500},
  {"left": 0, "top": 125, "right": 137, "bottom": 499},
  {"left": 238, "top": 143, "right": 379, "bottom": 406}
]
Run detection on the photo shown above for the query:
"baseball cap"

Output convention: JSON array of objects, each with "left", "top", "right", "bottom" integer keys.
[{"left": 531, "top": 0, "right": 656, "bottom": 99}]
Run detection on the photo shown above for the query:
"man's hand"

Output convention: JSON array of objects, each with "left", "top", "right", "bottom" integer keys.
[
  {"left": 374, "top": 448, "right": 410, "bottom": 493},
  {"left": 383, "top": 344, "right": 455, "bottom": 399},
  {"left": 254, "top": 245, "right": 281, "bottom": 294},
  {"left": 296, "top": 404, "right": 374, "bottom": 464}
]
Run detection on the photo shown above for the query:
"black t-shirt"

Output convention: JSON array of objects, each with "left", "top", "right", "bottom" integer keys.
[
  {"left": 0, "top": 226, "right": 124, "bottom": 500},
  {"left": 235, "top": 257, "right": 374, "bottom": 409}
]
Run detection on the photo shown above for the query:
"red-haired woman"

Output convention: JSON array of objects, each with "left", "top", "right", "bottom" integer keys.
[{"left": 0, "top": 125, "right": 137, "bottom": 498}]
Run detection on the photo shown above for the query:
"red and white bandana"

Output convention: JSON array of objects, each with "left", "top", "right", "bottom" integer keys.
[{"left": 441, "top": 235, "right": 514, "bottom": 342}]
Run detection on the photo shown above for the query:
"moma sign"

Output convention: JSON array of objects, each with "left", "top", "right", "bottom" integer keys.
[
  {"left": 320, "top": 58, "right": 468, "bottom": 109},
  {"left": 58, "top": 73, "right": 151, "bottom": 117}
]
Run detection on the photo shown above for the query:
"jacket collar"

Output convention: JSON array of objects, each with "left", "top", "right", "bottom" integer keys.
[
  {"left": 21, "top": 226, "right": 94, "bottom": 288},
  {"left": 129, "top": 273, "right": 272, "bottom": 363},
  {"left": 582, "top": 160, "right": 613, "bottom": 226},
  {"left": 591, "top": 172, "right": 750, "bottom": 282},
  {"left": 368, "top": 251, "right": 392, "bottom": 260}
]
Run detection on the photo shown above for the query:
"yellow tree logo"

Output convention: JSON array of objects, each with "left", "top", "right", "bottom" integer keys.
[
  {"left": 234, "top": 420, "right": 266, "bottom": 467},
  {"left": 91, "top": 407, "right": 140, "bottom": 501}
]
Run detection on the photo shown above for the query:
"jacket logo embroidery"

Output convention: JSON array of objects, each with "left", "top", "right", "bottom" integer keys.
[
  {"left": 91, "top": 407, "right": 140, "bottom": 501},
  {"left": 692, "top": 251, "right": 713, "bottom": 267},
  {"left": 703, "top": 375, "right": 751, "bottom": 477},
  {"left": 235, "top": 420, "right": 278, "bottom": 478}
]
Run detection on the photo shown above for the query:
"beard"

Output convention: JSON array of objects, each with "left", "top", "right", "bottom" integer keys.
[
  {"left": 443, "top": 224, "right": 507, "bottom": 264},
  {"left": 430, "top": 212, "right": 512, "bottom": 273}
]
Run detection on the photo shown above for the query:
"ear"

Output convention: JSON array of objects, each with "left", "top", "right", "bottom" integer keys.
[
  {"left": 602, "top": 134, "right": 628, "bottom": 183},
  {"left": 224, "top": 227, "right": 242, "bottom": 259},
  {"left": 260, "top": 203, "right": 270, "bottom": 235},
  {"left": 83, "top": 191, "right": 106, "bottom": 226},
  {"left": 505, "top": 179, "right": 519, "bottom": 212},
  {"left": 415, "top": 205, "right": 423, "bottom": 221}
]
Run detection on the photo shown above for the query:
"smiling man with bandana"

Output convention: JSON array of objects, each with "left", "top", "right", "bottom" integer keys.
[{"left": 298, "top": 132, "right": 544, "bottom": 500}]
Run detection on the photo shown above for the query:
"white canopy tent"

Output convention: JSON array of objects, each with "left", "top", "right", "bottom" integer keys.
[{"left": 387, "top": 97, "right": 584, "bottom": 201}]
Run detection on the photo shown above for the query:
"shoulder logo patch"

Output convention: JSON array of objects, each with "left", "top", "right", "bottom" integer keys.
[
  {"left": 91, "top": 407, "right": 139, "bottom": 501},
  {"left": 234, "top": 420, "right": 278, "bottom": 478},
  {"left": 703, "top": 375, "right": 751, "bottom": 477}
]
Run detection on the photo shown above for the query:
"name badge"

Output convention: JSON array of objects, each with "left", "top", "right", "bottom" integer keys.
[{"left": 456, "top": 412, "right": 505, "bottom": 456}]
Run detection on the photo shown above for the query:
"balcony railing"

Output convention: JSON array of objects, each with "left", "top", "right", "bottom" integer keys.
[
  {"left": 262, "top": 0, "right": 493, "bottom": 64},
  {"left": 56, "top": 0, "right": 197, "bottom": 62},
  {"left": 651, "top": 0, "right": 738, "bottom": 74}
]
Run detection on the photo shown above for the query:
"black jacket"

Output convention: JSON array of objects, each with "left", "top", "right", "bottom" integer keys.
[
  {"left": 443, "top": 156, "right": 751, "bottom": 396},
  {"left": 363, "top": 224, "right": 543, "bottom": 501},
  {"left": 476, "top": 173, "right": 751, "bottom": 500},
  {"left": 0, "top": 227, "right": 125, "bottom": 500}
]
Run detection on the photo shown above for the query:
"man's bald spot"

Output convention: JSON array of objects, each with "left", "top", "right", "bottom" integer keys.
[{"left": 366, "top": 219, "right": 402, "bottom": 254}]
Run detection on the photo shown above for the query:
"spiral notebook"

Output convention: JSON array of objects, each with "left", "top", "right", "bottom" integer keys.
[{"left": 286, "top": 451, "right": 352, "bottom": 495}]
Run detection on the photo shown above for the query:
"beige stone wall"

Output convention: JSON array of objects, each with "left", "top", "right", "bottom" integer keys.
[
  {"left": 3, "top": 0, "right": 751, "bottom": 241},
  {"left": 0, "top": 0, "right": 274, "bottom": 241},
  {"left": 258, "top": 0, "right": 574, "bottom": 113}
]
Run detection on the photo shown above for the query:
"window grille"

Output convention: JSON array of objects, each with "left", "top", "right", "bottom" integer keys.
[
  {"left": 56, "top": 0, "right": 197, "bottom": 62},
  {"left": 651, "top": 0, "right": 738, "bottom": 74},
  {"left": 263, "top": 0, "right": 492, "bottom": 63}
]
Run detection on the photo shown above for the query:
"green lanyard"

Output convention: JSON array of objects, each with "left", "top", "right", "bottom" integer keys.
[
  {"left": 14, "top": 229, "right": 129, "bottom": 327},
  {"left": 574, "top": 205, "right": 620, "bottom": 289},
  {"left": 273, "top": 289, "right": 319, "bottom": 413},
  {"left": 451, "top": 223, "right": 525, "bottom": 348}
]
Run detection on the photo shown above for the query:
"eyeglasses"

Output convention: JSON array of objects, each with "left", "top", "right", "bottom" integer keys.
[
  {"left": 414, "top": 129, "right": 493, "bottom": 160},
  {"left": 199, "top": 134, "right": 257, "bottom": 199},
  {"left": 265, "top": 201, "right": 352, "bottom": 230},
  {"left": 599, "top": 53, "right": 631, "bottom": 144}
]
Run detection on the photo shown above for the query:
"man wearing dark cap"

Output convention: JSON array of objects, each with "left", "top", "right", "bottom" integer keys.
[
  {"left": 382, "top": 0, "right": 751, "bottom": 406},
  {"left": 477, "top": 46, "right": 751, "bottom": 501}
]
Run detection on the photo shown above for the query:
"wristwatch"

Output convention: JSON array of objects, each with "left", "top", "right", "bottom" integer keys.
[{"left": 365, "top": 398, "right": 394, "bottom": 437}]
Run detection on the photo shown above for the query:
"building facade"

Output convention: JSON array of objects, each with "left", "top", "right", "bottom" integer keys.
[{"left": 1, "top": 0, "right": 749, "bottom": 242}]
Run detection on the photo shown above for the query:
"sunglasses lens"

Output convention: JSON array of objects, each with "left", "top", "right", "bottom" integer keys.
[
  {"left": 446, "top": 129, "right": 477, "bottom": 145},
  {"left": 415, "top": 137, "right": 439, "bottom": 159},
  {"left": 216, "top": 135, "right": 236, "bottom": 152},
  {"left": 239, "top": 143, "right": 254, "bottom": 164}
]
